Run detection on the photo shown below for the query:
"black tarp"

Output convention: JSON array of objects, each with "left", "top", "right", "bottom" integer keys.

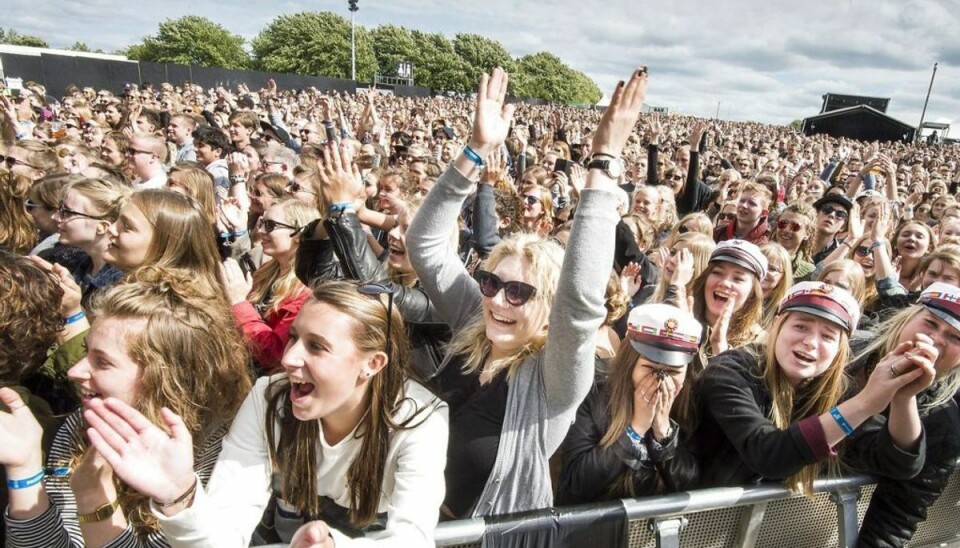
[
  {"left": 802, "top": 105, "right": 916, "bottom": 143},
  {"left": 0, "top": 53, "right": 44, "bottom": 84}
]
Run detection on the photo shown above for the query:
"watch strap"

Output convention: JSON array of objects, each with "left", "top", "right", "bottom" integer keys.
[{"left": 77, "top": 498, "right": 120, "bottom": 524}]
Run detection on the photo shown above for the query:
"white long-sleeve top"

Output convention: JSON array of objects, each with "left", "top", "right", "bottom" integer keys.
[{"left": 152, "top": 375, "right": 449, "bottom": 548}]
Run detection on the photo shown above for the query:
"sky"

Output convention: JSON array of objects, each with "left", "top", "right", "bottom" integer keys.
[{"left": 3, "top": 0, "right": 959, "bottom": 127}]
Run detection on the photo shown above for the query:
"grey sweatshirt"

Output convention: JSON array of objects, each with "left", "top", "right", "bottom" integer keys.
[{"left": 406, "top": 164, "right": 619, "bottom": 516}]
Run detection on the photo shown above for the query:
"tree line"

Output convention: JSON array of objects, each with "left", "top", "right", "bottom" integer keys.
[{"left": 0, "top": 14, "right": 602, "bottom": 105}]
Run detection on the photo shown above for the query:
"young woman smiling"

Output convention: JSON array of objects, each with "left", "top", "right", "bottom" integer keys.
[
  {"left": 773, "top": 203, "right": 816, "bottom": 279},
  {"left": 693, "top": 282, "right": 929, "bottom": 494},
  {"left": 405, "top": 67, "right": 649, "bottom": 517}
]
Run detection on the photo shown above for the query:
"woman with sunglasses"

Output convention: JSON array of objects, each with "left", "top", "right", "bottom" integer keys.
[
  {"left": 518, "top": 184, "right": 555, "bottom": 236},
  {"left": 52, "top": 177, "right": 131, "bottom": 308},
  {"left": 224, "top": 198, "right": 319, "bottom": 375},
  {"left": 848, "top": 282, "right": 960, "bottom": 547},
  {"left": 773, "top": 203, "right": 816, "bottom": 279},
  {"left": 406, "top": 67, "right": 648, "bottom": 517},
  {"left": 81, "top": 280, "right": 448, "bottom": 547},
  {"left": 2, "top": 268, "right": 251, "bottom": 548},
  {"left": 693, "top": 281, "right": 929, "bottom": 494},
  {"left": 1, "top": 141, "right": 59, "bottom": 181}
]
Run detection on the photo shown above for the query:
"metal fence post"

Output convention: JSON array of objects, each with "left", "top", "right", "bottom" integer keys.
[
  {"left": 831, "top": 487, "right": 861, "bottom": 548},
  {"left": 651, "top": 516, "right": 687, "bottom": 548}
]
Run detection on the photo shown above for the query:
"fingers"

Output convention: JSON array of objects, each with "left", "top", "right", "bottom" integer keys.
[
  {"left": 161, "top": 407, "right": 192, "bottom": 443},
  {"left": 102, "top": 397, "right": 161, "bottom": 435},
  {"left": 0, "top": 387, "right": 28, "bottom": 414},
  {"left": 84, "top": 402, "right": 137, "bottom": 454}
]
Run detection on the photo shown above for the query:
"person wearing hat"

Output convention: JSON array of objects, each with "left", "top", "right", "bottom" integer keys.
[
  {"left": 810, "top": 193, "right": 853, "bottom": 264},
  {"left": 558, "top": 303, "right": 703, "bottom": 504},
  {"left": 689, "top": 239, "right": 767, "bottom": 356},
  {"left": 850, "top": 282, "right": 960, "bottom": 547},
  {"left": 693, "top": 281, "right": 929, "bottom": 496}
]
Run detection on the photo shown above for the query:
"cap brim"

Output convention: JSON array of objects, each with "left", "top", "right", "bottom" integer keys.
[
  {"left": 781, "top": 305, "right": 852, "bottom": 332},
  {"left": 712, "top": 256, "right": 761, "bottom": 279},
  {"left": 629, "top": 340, "right": 695, "bottom": 367},
  {"left": 923, "top": 304, "right": 960, "bottom": 334}
]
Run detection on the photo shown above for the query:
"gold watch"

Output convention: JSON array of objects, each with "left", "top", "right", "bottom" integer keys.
[{"left": 77, "top": 499, "right": 120, "bottom": 524}]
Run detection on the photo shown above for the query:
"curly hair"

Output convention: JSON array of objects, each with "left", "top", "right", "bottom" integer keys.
[
  {"left": 0, "top": 251, "right": 63, "bottom": 384},
  {"left": 0, "top": 171, "right": 38, "bottom": 254}
]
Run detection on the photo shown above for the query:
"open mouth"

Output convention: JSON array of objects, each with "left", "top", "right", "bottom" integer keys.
[
  {"left": 713, "top": 291, "right": 731, "bottom": 304},
  {"left": 792, "top": 350, "right": 816, "bottom": 366},
  {"left": 388, "top": 243, "right": 406, "bottom": 258},
  {"left": 290, "top": 379, "right": 315, "bottom": 401},
  {"left": 490, "top": 312, "right": 516, "bottom": 325},
  {"left": 77, "top": 387, "right": 102, "bottom": 402}
]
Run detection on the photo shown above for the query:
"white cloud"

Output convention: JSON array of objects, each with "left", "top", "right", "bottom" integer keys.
[{"left": 5, "top": 0, "right": 958, "bottom": 124}]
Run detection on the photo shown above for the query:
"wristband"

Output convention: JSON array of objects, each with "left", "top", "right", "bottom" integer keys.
[
  {"left": 64, "top": 310, "right": 86, "bottom": 326},
  {"left": 7, "top": 470, "right": 45, "bottom": 489},
  {"left": 328, "top": 202, "right": 355, "bottom": 214},
  {"left": 838, "top": 240, "right": 852, "bottom": 249},
  {"left": 232, "top": 229, "right": 248, "bottom": 238},
  {"left": 463, "top": 145, "right": 486, "bottom": 167},
  {"left": 830, "top": 406, "right": 855, "bottom": 436},
  {"left": 154, "top": 477, "right": 198, "bottom": 509},
  {"left": 626, "top": 425, "right": 644, "bottom": 443}
]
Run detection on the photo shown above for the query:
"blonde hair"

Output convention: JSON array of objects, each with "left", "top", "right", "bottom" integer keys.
[
  {"left": 445, "top": 233, "right": 564, "bottom": 382},
  {"left": 167, "top": 163, "right": 217, "bottom": 226},
  {"left": 816, "top": 260, "right": 867, "bottom": 306},
  {"left": 649, "top": 233, "right": 715, "bottom": 304},
  {"left": 664, "top": 212, "right": 713, "bottom": 248},
  {"left": 64, "top": 176, "right": 131, "bottom": 221},
  {"left": 760, "top": 243, "right": 795, "bottom": 328},
  {"left": 249, "top": 199, "right": 320, "bottom": 314},
  {"left": 762, "top": 312, "right": 849, "bottom": 495}
]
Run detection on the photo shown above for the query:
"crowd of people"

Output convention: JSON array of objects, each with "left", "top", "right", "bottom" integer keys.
[{"left": 0, "top": 62, "right": 958, "bottom": 548}]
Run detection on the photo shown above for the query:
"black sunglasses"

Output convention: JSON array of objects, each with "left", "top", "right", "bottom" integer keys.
[
  {"left": 718, "top": 212, "right": 736, "bottom": 221},
  {"left": 0, "top": 154, "right": 39, "bottom": 170},
  {"left": 522, "top": 194, "right": 539, "bottom": 206},
  {"left": 259, "top": 218, "right": 300, "bottom": 233},
  {"left": 357, "top": 282, "right": 396, "bottom": 359},
  {"left": 819, "top": 206, "right": 848, "bottom": 220},
  {"left": 287, "top": 181, "right": 316, "bottom": 196},
  {"left": 475, "top": 269, "right": 538, "bottom": 306},
  {"left": 854, "top": 245, "right": 872, "bottom": 257},
  {"left": 58, "top": 203, "right": 106, "bottom": 221}
]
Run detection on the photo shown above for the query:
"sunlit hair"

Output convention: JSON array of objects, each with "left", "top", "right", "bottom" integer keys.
[
  {"left": 664, "top": 212, "right": 712, "bottom": 248},
  {"left": 816, "top": 259, "right": 867, "bottom": 306},
  {"left": 265, "top": 281, "right": 435, "bottom": 526},
  {"left": 740, "top": 182, "right": 773, "bottom": 211},
  {"left": 916, "top": 245, "right": 960, "bottom": 290},
  {"left": 0, "top": 171, "right": 38, "bottom": 254},
  {"left": 85, "top": 266, "right": 251, "bottom": 534},
  {"left": 11, "top": 140, "right": 61, "bottom": 176},
  {"left": 445, "top": 233, "right": 564, "bottom": 382},
  {"left": 760, "top": 312, "right": 849, "bottom": 495},
  {"left": 690, "top": 261, "right": 764, "bottom": 354},
  {"left": 603, "top": 270, "right": 629, "bottom": 326},
  {"left": 775, "top": 203, "right": 815, "bottom": 258},
  {"left": 654, "top": 185, "right": 677, "bottom": 235},
  {"left": 378, "top": 168, "right": 419, "bottom": 202},
  {"left": 650, "top": 232, "right": 716, "bottom": 304},
  {"left": 64, "top": 176, "right": 131, "bottom": 222},
  {"left": 760, "top": 243, "right": 795, "bottom": 328},
  {"left": 519, "top": 184, "right": 554, "bottom": 234},
  {"left": 621, "top": 213, "right": 657, "bottom": 253},
  {"left": 121, "top": 191, "right": 225, "bottom": 305},
  {"left": 631, "top": 185, "right": 664, "bottom": 228},
  {"left": 598, "top": 340, "right": 697, "bottom": 496},
  {"left": 892, "top": 221, "right": 937, "bottom": 260},
  {"left": 249, "top": 198, "right": 320, "bottom": 314},
  {"left": 167, "top": 162, "right": 217, "bottom": 226},
  {"left": 0, "top": 251, "right": 63, "bottom": 384},
  {"left": 521, "top": 165, "right": 550, "bottom": 188},
  {"left": 852, "top": 305, "right": 960, "bottom": 413}
]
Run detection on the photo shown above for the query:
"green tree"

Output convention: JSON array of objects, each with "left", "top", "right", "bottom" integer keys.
[
  {"left": 127, "top": 16, "right": 249, "bottom": 69},
  {"left": 452, "top": 33, "right": 515, "bottom": 76},
  {"left": 0, "top": 28, "right": 49, "bottom": 48},
  {"left": 407, "top": 31, "right": 472, "bottom": 92},
  {"left": 370, "top": 25, "right": 418, "bottom": 78},
  {"left": 252, "top": 12, "right": 377, "bottom": 81},
  {"left": 513, "top": 52, "right": 601, "bottom": 104},
  {"left": 67, "top": 41, "right": 104, "bottom": 53}
]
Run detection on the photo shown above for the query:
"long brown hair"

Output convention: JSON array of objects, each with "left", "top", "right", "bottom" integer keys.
[
  {"left": 760, "top": 312, "right": 849, "bottom": 495},
  {"left": 264, "top": 281, "right": 435, "bottom": 526},
  {"left": 690, "top": 263, "right": 764, "bottom": 355},
  {"left": 82, "top": 266, "right": 251, "bottom": 533},
  {"left": 0, "top": 171, "right": 37, "bottom": 254}
]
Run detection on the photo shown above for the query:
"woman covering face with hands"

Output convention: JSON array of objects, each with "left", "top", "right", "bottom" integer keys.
[
  {"left": 559, "top": 303, "right": 704, "bottom": 503},
  {"left": 693, "top": 281, "right": 930, "bottom": 495}
]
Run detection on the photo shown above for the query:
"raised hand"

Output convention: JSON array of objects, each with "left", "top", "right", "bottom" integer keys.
[
  {"left": 217, "top": 198, "right": 245, "bottom": 233},
  {"left": 84, "top": 398, "right": 196, "bottom": 507},
  {"left": 892, "top": 334, "right": 938, "bottom": 401},
  {"left": 710, "top": 297, "right": 735, "bottom": 355},
  {"left": 631, "top": 371, "right": 659, "bottom": 434},
  {"left": 619, "top": 262, "right": 643, "bottom": 297},
  {"left": 220, "top": 258, "right": 253, "bottom": 305},
  {"left": 847, "top": 201, "right": 863, "bottom": 242},
  {"left": 469, "top": 68, "right": 516, "bottom": 157},
  {"left": 592, "top": 67, "right": 648, "bottom": 159},
  {"left": 670, "top": 248, "right": 695, "bottom": 286},
  {"left": 480, "top": 147, "right": 506, "bottom": 186},
  {"left": 317, "top": 142, "right": 364, "bottom": 206},
  {"left": 28, "top": 255, "right": 81, "bottom": 318},
  {"left": 0, "top": 388, "right": 44, "bottom": 477},
  {"left": 689, "top": 121, "right": 707, "bottom": 149}
]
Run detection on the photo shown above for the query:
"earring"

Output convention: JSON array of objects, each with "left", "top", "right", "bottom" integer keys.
[{"left": 365, "top": 371, "right": 372, "bottom": 378}]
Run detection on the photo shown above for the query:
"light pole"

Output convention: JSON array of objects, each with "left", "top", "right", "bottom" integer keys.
[
  {"left": 917, "top": 62, "right": 938, "bottom": 142},
  {"left": 348, "top": 0, "right": 358, "bottom": 81}
]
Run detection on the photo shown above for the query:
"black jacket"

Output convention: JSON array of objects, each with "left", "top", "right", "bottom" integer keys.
[
  {"left": 850, "top": 342, "right": 960, "bottom": 548},
  {"left": 558, "top": 379, "right": 697, "bottom": 505},
  {"left": 693, "top": 345, "right": 925, "bottom": 489},
  {"left": 297, "top": 214, "right": 451, "bottom": 379},
  {"left": 644, "top": 144, "right": 712, "bottom": 216}
]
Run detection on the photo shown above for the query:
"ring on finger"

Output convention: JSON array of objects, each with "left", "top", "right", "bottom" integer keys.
[{"left": 890, "top": 364, "right": 900, "bottom": 377}]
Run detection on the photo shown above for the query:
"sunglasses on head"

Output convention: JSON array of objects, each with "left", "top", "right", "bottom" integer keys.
[
  {"left": 777, "top": 219, "right": 802, "bottom": 232},
  {"left": 259, "top": 218, "right": 300, "bottom": 233},
  {"left": 357, "top": 282, "right": 397, "bottom": 359},
  {"left": 0, "top": 154, "right": 40, "bottom": 170},
  {"left": 819, "top": 206, "right": 848, "bottom": 220},
  {"left": 475, "top": 269, "right": 538, "bottom": 306},
  {"left": 287, "top": 181, "right": 316, "bottom": 195}
]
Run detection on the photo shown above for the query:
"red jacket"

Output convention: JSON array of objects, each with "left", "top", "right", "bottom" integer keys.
[
  {"left": 232, "top": 291, "right": 310, "bottom": 375},
  {"left": 713, "top": 216, "right": 770, "bottom": 246}
]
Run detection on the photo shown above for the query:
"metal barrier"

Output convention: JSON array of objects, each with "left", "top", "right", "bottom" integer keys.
[{"left": 433, "top": 463, "right": 960, "bottom": 548}]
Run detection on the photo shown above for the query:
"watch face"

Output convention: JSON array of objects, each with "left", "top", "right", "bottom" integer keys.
[{"left": 607, "top": 159, "right": 624, "bottom": 178}]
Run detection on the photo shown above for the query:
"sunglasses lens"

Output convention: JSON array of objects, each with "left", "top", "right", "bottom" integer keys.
[
  {"left": 503, "top": 282, "right": 535, "bottom": 306},
  {"left": 477, "top": 271, "right": 501, "bottom": 298},
  {"left": 263, "top": 220, "right": 275, "bottom": 232}
]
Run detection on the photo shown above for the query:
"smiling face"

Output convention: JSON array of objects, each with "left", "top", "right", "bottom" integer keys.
[
  {"left": 68, "top": 316, "right": 146, "bottom": 407},
  {"left": 481, "top": 254, "right": 548, "bottom": 360},
  {"left": 896, "top": 223, "right": 930, "bottom": 260},
  {"left": 774, "top": 312, "right": 842, "bottom": 388},
  {"left": 632, "top": 187, "right": 660, "bottom": 220},
  {"left": 282, "top": 300, "right": 375, "bottom": 422},
  {"left": 703, "top": 262, "right": 755, "bottom": 323},
  {"left": 258, "top": 204, "right": 301, "bottom": 261},
  {"left": 55, "top": 190, "right": 107, "bottom": 248},
  {"left": 105, "top": 201, "right": 154, "bottom": 270},
  {"left": 775, "top": 211, "right": 808, "bottom": 252},
  {"left": 386, "top": 209, "right": 413, "bottom": 273}
]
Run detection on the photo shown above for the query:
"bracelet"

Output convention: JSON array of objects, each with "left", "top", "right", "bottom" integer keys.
[
  {"left": 7, "top": 470, "right": 44, "bottom": 489},
  {"left": 328, "top": 202, "right": 355, "bottom": 214},
  {"left": 868, "top": 240, "right": 885, "bottom": 252},
  {"left": 154, "top": 477, "right": 198, "bottom": 509},
  {"left": 838, "top": 240, "right": 852, "bottom": 249},
  {"left": 463, "top": 145, "right": 486, "bottom": 167},
  {"left": 64, "top": 310, "right": 86, "bottom": 326},
  {"left": 830, "top": 406, "right": 855, "bottom": 436},
  {"left": 626, "top": 425, "right": 644, "bottom": 443},
  {"left": 232, "top": 229, "right": 248, "bottom": 238}
]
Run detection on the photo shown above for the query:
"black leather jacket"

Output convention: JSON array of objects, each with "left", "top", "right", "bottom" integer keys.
[{"left": 296, "top": 214, "right": 451, "bottom": 379}]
